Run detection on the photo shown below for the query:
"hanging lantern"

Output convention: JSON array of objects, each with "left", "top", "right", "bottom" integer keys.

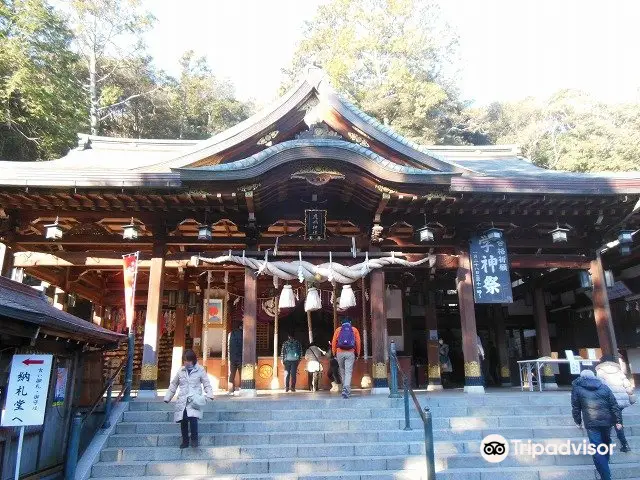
[
  {"left": 418, "top": 226, "right": 434, "bottom": 242},
  {"left": 304, "top": 286, "right": 322, "bottom": 312},
  {"left": 278, "top": 284, "right": 296, "bottom": 309},
  {"left": 619, "top": 230, "right": 634, "bottom": 244},
  {"left": 579, "top": 271, "right": 592, "bottom": 289},
  {"left": 551, "top": 225, "right": 569, "bottom": 243},
  {"left": 122, "top": 218, "right": 139, "bottom": 240},
  {"left": 198, "top": 224, "right": 212, "bottom": 241},
  {"left": 44, "top": 217, "right": 63, "bottom": 240},
  {"left": 339, "top": 284, "right": 357, "bottom": 310},
  {"left": 604, "top": 270, "right": 615, "bottom": 288},
  {"left": 485, "top": 227, "right": 502, "bottom": 240}
]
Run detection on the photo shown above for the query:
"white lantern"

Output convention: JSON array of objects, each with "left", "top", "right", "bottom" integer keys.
[
  {"left": 44, "top": 217, "right": 63, "bottom": 240},
  {"left": 485, "top": 227, "right": 502, "bottom": 240},
  {"left": 122, "top": 219, "right": 139, "bottom": 240},
  {"left": 551, "top": 226, "right": 569, "bottom": 243},
  {"left": 304, "top": 287, "right": 322, "bottom": 312},
  {"left": 198, "top": 224, "right": 212, "bottom": 241},
  {"left": 418, "top": 226, "right": 434, "bottom": 242}
]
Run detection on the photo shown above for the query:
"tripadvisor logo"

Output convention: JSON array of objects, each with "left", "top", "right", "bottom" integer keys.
[
  {"left": 481, "top": 434, "right": 616, "bottom": 463},
  {"left": 481, "top": 434, "right": 509, "bottom": 463}
]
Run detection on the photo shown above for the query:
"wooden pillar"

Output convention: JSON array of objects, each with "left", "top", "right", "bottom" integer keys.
[
  {"left": 492, "top": 305, "right": 512, "bottom": 386},
  {"left": 456, "top": 248, "right": 484, "bottom": 393},
  {"left": 425, "top": 285, "right": 442, "bottom": 391},
  {"left": 139, "top": 240, "right": 166, "bottom": 397},
  {"left": 240, "top": 267, "right": 257, "bottom": 396},
  {"left": 272, "top": 295, "right": 280, "bottom": 389},
  {"left": 0, "top": 242, "right": 14, "bottom": 278},
  {"left": 370, "top": 270, "right": 388, "bottom": 393},
  {"left": 171, "top": 275, "right": 188, "bottom": 381},
  {"left": 533, "top": 286, "right": 557, "bottom": 388},
  {"left": 590, "top": 255, "right": 618, "bottom": 356}
]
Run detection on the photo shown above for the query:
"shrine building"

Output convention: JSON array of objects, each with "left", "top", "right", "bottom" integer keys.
[{"left": 2, "top": 66, "right": 640, "bottom": 396}]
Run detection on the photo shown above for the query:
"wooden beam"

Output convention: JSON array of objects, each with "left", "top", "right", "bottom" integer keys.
[
  {"left": 374, "top": 193, "right": 391, "bottom": 223},
  {"left": 590, "top": 255, "right": 617, "bottom": 356},
  {"left": 509, "top": 254, "right": 591, "bottom": 270}
]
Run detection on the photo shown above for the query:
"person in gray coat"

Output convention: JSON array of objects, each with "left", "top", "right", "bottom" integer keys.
[
  {"left": 596, "top": 354, "right": 636, "bottom": 452},
  {"left": 164, "top": 350, "right": 214, "bottom": 448}
]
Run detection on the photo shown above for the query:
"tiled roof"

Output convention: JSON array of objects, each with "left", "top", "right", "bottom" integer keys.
[
  {"left": 0, "top": 277, "right": 125, "bottom": 345},
  {"left": 190, "top": 138, "right": 440, "bottom": 176}
]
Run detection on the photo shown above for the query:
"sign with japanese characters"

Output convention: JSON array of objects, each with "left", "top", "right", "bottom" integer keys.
[
  {"left": 304, "top": 209, "right": 327, "bottom": 240},
  {"left": 1, "top": 355, "right": 53, "bottom": 427},
  {"left": 469, "top": 235, "right": 513, "bottom": 304}
]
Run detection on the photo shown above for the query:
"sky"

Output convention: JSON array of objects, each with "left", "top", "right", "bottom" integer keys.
[{"left": 142, "top": 0, "right": 640, "bottom": 107}]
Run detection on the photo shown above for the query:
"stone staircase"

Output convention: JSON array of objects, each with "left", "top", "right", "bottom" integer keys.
[{"left": 89, "top": 391, "right": 640, "bottom": 479}]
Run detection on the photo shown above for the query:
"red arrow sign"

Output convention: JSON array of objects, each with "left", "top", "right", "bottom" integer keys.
[{"left": 22, "top": 359, "right": 44, "bottom": 366}]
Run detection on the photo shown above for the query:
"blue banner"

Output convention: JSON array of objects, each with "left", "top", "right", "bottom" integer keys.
[{"left": 469, "top": 235, "right": 513, "bottom": 304}]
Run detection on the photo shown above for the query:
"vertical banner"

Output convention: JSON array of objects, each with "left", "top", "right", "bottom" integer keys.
[
  {"left": 122, "top": 252, "right": 139, "bottom": 330},
  {"left": 469, "top": 235, "right": 513, "bottom": 304}
]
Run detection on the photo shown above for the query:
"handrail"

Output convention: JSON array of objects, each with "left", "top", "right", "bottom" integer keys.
[
  {"left": 82, "top": 360, "right": 125, "bottom": 426},
  {"left": 389, "top": 344, "right": 436, "bottom": 480},
  {"left": 65, "top": 360, "right": 125, "bottom": 480}
]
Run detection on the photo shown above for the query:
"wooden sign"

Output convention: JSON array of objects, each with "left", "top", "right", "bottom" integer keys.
[
  {"left": 469, "top": 235, "right": 513, "bottom": 304},
  {"left": 305, "top": 209, "right": 327, "bottom": 240}
]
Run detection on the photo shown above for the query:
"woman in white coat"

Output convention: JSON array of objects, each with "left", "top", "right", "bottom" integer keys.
[
  {"left": 596, "top": 354, "right": 636, "bottom": 452},
  {"left": 164, "top": 350, "right": 214, "bottom": 448}
]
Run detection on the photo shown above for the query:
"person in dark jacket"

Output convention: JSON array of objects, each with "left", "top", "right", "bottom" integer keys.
[
  {"left": 227, "top": 322, "right": 243, "bottom": 394},
  {"left": 281, "top": 333, "right": 303, "bottom": 392},
  {"left": 571, "top": 369, "right": 622, "bottom": 480}
]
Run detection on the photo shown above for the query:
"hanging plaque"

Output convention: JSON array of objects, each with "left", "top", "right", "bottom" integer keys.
[
  {"left": 305, "top": 209, "right": 327, "bottom": 240},
  {"left": 469, "top": 235, "right": 513, "bottom": 304}
]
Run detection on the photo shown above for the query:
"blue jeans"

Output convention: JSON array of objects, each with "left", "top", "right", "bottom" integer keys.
[{"left": 586, "top": 427, "right": 612, "bottom": 480}]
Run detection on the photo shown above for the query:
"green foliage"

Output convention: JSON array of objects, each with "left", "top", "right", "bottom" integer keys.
[
  {"left": 0, "top": 0, "right": 85, "bottom": 160},
  {"left": 285, "top": 0, "right": 464, "bottom": 144},
  {"left": 468, "top": 90, "right": 640, "bottom": 172}
]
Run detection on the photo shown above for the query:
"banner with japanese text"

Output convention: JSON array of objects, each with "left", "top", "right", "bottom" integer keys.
[
  {"left": 469, "top": 235, "right": 513, "bottom": 304},
  {"left": 122, "top": 252, "right": 139, "bottom": 329}
]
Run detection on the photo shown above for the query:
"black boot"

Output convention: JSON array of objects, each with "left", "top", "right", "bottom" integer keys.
[
  {"left": 620, "top": 443, "right": 631, "bottom": 453},
  {"left": 191, "top": 437, "right": 198, "bottom": 448},
  {"left": 180, "top": 438, "right": 189, "bottom": 449}
]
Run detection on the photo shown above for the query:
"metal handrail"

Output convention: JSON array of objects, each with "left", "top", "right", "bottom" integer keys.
[
  {"left": 389, "top": 344, "right": 436, "bottom": 480},
  {"left": 65, "top": 360, "right": 125, "bottom": 480},
  {"left": 81, "top": 360, "right": 125, "bottom": 426}
]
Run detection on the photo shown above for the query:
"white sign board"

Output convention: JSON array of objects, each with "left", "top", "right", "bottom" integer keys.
[
  {"left": 569, "top": 361, "right": 581, "bottom": 375},
  {"left": 587, "top": 349, "right": 597, "bottom": 360},
  {"left": 1, "top": 355, "right": 53, "bottom": 427}
]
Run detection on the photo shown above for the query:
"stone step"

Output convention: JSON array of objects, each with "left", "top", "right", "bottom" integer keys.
[
  {"left": 121, "top": 410, "right": 640, "bottom": 430},
  {"left": 106, "top": 431, "right": 640, "bottom": 451},
  {"left": 91, "top": 455, "right": 427, "bottom": 477},
  {"left": 107, "top": 430, "right": 423, "bottom": 447},
  {"left": 437, "top": 464, "right": 640, "bottom": 480},
  {"left": 83, "top": 472, "right": 426, "bottom": 480},
  {"left": 100, "top": 442, "right": 640, "bottom": 464}
]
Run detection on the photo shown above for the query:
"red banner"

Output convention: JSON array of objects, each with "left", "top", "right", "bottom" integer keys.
[{"left": 122, "top": 252, "right": 139, "bottom": 330}]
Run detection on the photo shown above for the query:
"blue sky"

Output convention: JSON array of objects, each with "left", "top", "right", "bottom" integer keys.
[{"left": 142, "top": 0, "right": 640, "bottom": 107}]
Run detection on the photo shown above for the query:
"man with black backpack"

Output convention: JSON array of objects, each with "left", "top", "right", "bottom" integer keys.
[
  {"left": 227, "top": 322, "right": 243, "bottom": 394},
  {"left": 281, "top": 332, "right": 303, "bottom": 392},
  {"left": 332, "top": 317, "right": 361, "bottom": 399}
]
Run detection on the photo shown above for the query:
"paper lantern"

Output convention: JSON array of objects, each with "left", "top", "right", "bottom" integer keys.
[
  {"left": 339, "top": 285, "right": 357, "bottom": 309},
  {"left": 304, "top": 287, "right": 322, "bottom": 312},
  {"left": 44, "top": 217, "right": 63, "bottom": 240},
  {"left": 278, "top": 285, "right": 296, "bottom": 309},
  {"left": 198, "top": 224, "right": 212, "bottom": 241}
]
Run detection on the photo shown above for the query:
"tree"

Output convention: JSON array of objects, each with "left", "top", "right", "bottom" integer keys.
[
  {"left": 284, "top": 0, "right": 464, "bottom": 144},
  {"left": 0, "top": 0, "right": 85, "bottom": 160},
  {"left": 469, "top": 90, "right": 640, "bottom": 172},
  {"left": 66, "top": 0, "right": 155, "bottom": 135},
  {"left": 168, "top": 51, "right": 253, "bottom": 140}
]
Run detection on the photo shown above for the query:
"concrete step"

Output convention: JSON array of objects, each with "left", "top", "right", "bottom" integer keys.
[
  {"left": 91, "top": 455, "right": 428, "bottom": 477},
  {"left": 122, "top": 406, "right": 596, "bottom": 422},
  {"left": 83, "top": 472, "right": 427, "bottom": 480},
  {"left": 437, "top": 464, "right": 640, "bottom": 480}
]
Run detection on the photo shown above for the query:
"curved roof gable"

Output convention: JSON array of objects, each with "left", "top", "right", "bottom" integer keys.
[{"left": 176, "top": 138, "right": 458, "bottom": 185}]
